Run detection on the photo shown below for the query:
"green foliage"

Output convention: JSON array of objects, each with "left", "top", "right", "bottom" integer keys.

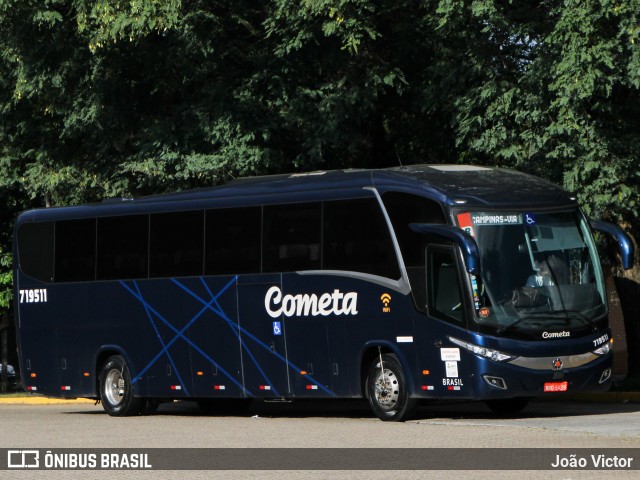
[
  {"left": 0, "top": 251, "right": 10, "bottom": 309},
  {"left": 438, "top": 0, "right": 640, "bottom": 227},
  {"left": 76, "top": 0, "right": 182, "bottom": 51}
]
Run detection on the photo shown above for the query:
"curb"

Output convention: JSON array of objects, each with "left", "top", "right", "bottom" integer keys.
[
  {"left": 1, "top": 393, "right": 640, "bottom": 406},
  {"left": 0, "top": 396, "right": 97, "bottom": 405}
]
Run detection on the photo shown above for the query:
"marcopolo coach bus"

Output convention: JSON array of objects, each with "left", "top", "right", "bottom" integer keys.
[{"left": 13, "top": 165, "right": 633, "bottom": 421}]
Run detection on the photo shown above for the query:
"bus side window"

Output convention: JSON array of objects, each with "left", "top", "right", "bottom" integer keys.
[
  {"left": 17, "top": 221, "right": 54, "bottom": 283},
  {"left": 323, "top": 198, "right": 400, "bottom": 279},
  {"left": 97, "top": 215, "right": 149, "bottom": 280},
  {"left": 427, "top": 246, "right": 464, "bottom": 324},
  {"left": 382, "top": 191, "right": 447, "bottom": 310},
  {"left": 263, "top": 203, "right": 321, "bottom": 273},
  {"left": 150, "top": 211, "right": 204, "bottom": 278},
  {"left": 205, "top": 207, "right": 261, "bottom": 275},
  {"left": 55, "top": 219, "right": 96, "bottom": 282}
]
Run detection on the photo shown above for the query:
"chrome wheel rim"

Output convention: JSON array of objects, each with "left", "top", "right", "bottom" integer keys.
[
  {"left": 104, "top": 368, "right": 125, "bottom": 406},
  {"left": 373, "top": 368, "right": 399, "bottom": 409}
]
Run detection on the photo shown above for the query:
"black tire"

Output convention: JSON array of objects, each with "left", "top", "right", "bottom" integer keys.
[
  {"left": 366, "top": 353, "right": 418, "bottom": 421},
  {"left": 99, "top": 355, "right": 144, "bottom": 417},
  {"left": 196, "top": 398, "right": 253, "bottom": 415},
  {"left": 485, "top": 397, "right": 531, "bottom": 415}
]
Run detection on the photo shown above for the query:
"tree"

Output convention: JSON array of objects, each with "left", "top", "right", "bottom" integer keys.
[{"left": 435, "top": 0, "right": 640, "bottom": 232}]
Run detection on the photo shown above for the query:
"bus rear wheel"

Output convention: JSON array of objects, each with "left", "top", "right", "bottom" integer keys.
[
  {"left": 99, "top": 355, "right": 143, "bottom": 417},
  {"left": 366, "top": 353, "right": 418, "bottom": 421}
]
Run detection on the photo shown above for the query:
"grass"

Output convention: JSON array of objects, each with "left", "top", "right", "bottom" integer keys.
[{"left": 0, "top": 391, "right": 29, "bottom": 397}]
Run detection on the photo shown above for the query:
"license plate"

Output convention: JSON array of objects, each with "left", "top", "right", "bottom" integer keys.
[{"left": 544, "top": 381, "right": 568, "bottom": 392}]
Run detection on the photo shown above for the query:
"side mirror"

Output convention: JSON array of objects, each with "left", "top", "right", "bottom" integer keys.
[
  {"left": 590, "top": 220, "right": 634, "bottom": 270},
  {"left": 409, "top": 223, "right": 481, "bottom": 275}
]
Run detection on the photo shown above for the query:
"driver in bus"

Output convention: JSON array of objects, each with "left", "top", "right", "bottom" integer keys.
[{"left": 525, "top": 259, "right": 554, "bottom": 288}]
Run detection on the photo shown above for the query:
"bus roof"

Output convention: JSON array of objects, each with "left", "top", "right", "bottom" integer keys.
[{"left": 17, "top": 164, "right": 577, "bottom": 222}]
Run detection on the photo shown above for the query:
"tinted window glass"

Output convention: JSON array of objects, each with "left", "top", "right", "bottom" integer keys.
[
  {"left": 427, "top": 246, "right": 463, "bottom": 324},
  {"left": 323, "top": 198, "right": 400, "bottom": 279},
  {"left": 55, "top": 219, "right": 96, "bottom": 282},
  {"left": 17, "top": 222, "right": 54, "bottom": 282},
  {"left": 97, "top": 215, "right": 149, "bottom": 280},
  {"left": 150, "top": 211, "right": 204, "bottom": 277},
  {"left": 263, "top": 203, "right": 321, "bottom": 272},
  {"left": 383, "top": 192, "right": 446, "bottom": 267},
  {"left": 205, "top": 207, "right": 261, "bottom": 275}
]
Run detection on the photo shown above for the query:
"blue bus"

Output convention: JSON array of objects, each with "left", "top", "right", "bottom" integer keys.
[{"left": 13, "top": 165, "right": 633, "bottom": 420}]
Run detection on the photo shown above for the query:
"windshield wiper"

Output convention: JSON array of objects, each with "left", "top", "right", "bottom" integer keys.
[
  {"left": 497, "top": 310, "right": 598, "bottom": 335},
  {"left": 496, "top": 315, "right": 545, "bottom": 335},
  {"left": 544, "top": 309, "right": 599, "bottom": 331}
]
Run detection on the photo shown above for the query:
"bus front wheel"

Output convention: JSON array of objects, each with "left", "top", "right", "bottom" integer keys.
[
  {"left": 366, "top": 353, "right": 418, "bottom": 421},
  {"left": 99, "top": 355, "right": 144, "bottom": 417}
]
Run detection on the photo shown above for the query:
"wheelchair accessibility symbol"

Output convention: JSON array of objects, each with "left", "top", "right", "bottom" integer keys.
[
  {"left": 525, "top": 213, "right": 537, "bottom": 225},
  {"left": 273, "top": 321, "right": 282, "bottom": 336}
]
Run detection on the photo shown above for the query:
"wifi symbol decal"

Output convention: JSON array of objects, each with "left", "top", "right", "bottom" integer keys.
[{"left": 380, "top": 293, "right": 391, "bottom": 313}]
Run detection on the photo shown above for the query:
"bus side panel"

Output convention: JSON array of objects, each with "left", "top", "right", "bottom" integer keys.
[
  {"left": 60, "top": 284, "right": 108, "bottom": 397},
  {"left": 117, "top": 279, "right": 195, "bottom": 398},
  {"left": 346, "top": 288, "right": 421, "bottom": 397},
  {"left": 281, "top": 274, "right": 335, "bottom": 397},
  {"left": 57, "top": 310, "right": 99, "bottom": 397},
  {"left": 237, "top": 274, "right": 290, "bottom": 398},
  {"left": 281, "top": 274, "right": 421, "bottom": 399},
  {"left": 16, "top": 286, "right": 61, "bottom": 396},
  {"left": 176, "top": 277, "right": 245, "bottom": 398},
  {"left": 413, "top": 318, "right": 475, "bottom": 399}
]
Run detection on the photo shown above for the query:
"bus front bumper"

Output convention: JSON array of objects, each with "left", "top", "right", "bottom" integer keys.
[{"left": 470, "top": 352, "right": 613, "bottom": 400}]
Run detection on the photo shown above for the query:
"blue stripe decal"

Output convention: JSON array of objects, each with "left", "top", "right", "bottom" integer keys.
[
  {"left": 132, "top": 281, "right": 189, "bottom": 396},
  {"left": 173, "top": 278, "right": 336, "bottom": 397},
  {"left": 119, "top": 278, "right": 251, "bottom": 396},
  {"left": 174, "top": 278, "right": 280, "bottom": 397}
]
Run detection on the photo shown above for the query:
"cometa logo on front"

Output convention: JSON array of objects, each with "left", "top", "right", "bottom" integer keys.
[
  {"left": 265, "top": 286, "right": 358, "bottom": 318},
  {"left": 542, "top": 331, "right": 571, "bottom": 339}
]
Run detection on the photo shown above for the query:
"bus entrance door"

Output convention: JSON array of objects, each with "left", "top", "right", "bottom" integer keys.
[{"left": 237, "top": 275, "right": 290, "bottom": 398}]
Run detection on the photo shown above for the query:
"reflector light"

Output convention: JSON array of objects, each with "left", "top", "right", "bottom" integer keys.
[
  {"left": 421, "top": 386, "right": 434, "bottom": 391},
  {"left": 422, "top": 370, "right": 430, "bottom": 375},
  {"left": 213, "top": 385, "right": 226, "bottom": 390},
  {"left": 197, "top": 371, "right": 204, "bottom": 376},
  {"left": 482, "top": 375, "right": 507, "bottom": 390},
  {"left": 30, "top": 373, "right": 37, "bottom": 378},
  {"left": 599, "top": 368, "right": 612, "bottom": 384},
  {"left": 170, "top": 385, "right": 182, "bottom": 391},
  {"left": 26, "top": 386, "right": 37, "bottom": 391},
  {"left": 61, "top": 386, "right": 71, "bottom": 391},
  {"left": 300, "top": 371, "right": 308, "bottom": 375},
  {"left": 305, "top": 385, "right": 318, "bottom": 390},
  {"left": 259, "top": 385, "right": 271, "bottom": 391},
  {"left": 83, "top": 372, "right": 90, "bottom": 377}
]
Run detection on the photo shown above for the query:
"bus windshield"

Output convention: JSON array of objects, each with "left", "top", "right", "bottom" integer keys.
[{"left": 456, "top": 210, "right": 607, "bottom": 337}]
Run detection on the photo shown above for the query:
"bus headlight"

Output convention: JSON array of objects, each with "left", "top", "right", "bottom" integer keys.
[
  {"left": 593, "top": 340, "right": 613, "bottom": 356},
  {"left": 448, "top": 336, "right": 516, "bottom": 363}
]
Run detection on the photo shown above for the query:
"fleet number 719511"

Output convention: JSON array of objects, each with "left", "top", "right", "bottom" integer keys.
[{"left": 19, "top": 288, "right": 48, "bottom": 304}]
